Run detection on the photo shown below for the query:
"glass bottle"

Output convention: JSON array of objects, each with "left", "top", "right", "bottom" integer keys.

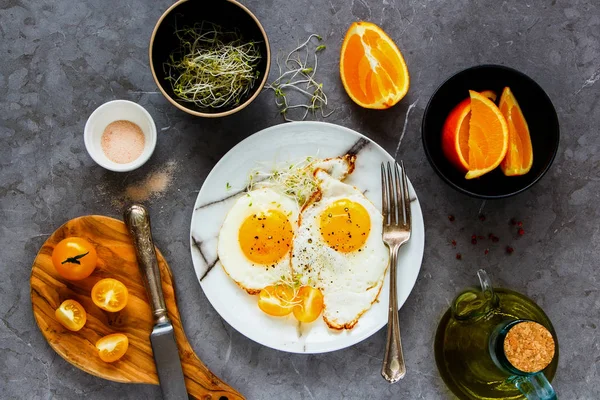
[{"left": 434, "top": 269, "right": 559, "bottom": 400}]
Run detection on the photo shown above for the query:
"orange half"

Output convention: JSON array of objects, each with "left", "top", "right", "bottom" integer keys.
[
  {"left": 340, "top": 21, "right": 409, "bottom": 109},
  {"left": 466, "top": 90, "right": 509, "bottom": 179},
  {"left": 499, "top": 87, "right": 533, "bottom": 176}
]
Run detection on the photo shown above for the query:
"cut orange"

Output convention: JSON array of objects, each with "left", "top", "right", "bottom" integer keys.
[
  {"left": 480, "top": 90, "right": 498, "bottom": 103},
  {"left": 340, "top": 21, "right": 409, "bottom": 109},
  {"left": 499, "top": 87, "right": 533, "bottom": 176},
  {"left": 441, "top": 91, "right": 498, "bottom": 172},
  {"left": 465, "top": 90, "right": 509, "bottom": 179},
  {"left": 442, "top": 98, "right": 471, "bottom": 172}
]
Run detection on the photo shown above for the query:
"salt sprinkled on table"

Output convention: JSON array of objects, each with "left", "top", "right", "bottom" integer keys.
[{"left": 124, "top": 161, "right": 178, "bottom": 202}]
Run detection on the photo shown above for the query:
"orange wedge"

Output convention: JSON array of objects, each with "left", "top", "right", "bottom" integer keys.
[
  {"left": 465, "top": 90, "right": 509, "bottom": 179},
  {"left": 480, "top": 90, "right": 498, "bottom": 103},
  {"left": 441, "top": 90, "right": 498, "bottom": 172},
  {"left": 499, "top": 87, "right": 533, "bottom": 176},
  {"left": 340, "top": 21, "right": 409, "bottom": 109}
]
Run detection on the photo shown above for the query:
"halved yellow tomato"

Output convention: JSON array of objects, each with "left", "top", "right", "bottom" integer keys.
[
  {"left": 96, "top": 333, "right": 129, "bottom": 363},
  {"left": 257, "top": 285, "right": 296, "bottom": 316},
  {"left": 55, "top": 299, "right": 87, "bottom": 331},
  {"left": 91, "top": 278, "right": 129, "bottom": 312},
  {"left": 292, "top": 286, "right": 324, "bottom": 323}
]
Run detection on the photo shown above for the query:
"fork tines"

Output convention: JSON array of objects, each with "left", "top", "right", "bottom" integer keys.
[{"left": 380, "top": 161, "right": 411, "bottom": 228}]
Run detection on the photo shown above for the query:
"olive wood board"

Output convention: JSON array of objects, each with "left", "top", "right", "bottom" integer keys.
[{"left": 30, "top": 215, "right": 243, "bottom": 400}]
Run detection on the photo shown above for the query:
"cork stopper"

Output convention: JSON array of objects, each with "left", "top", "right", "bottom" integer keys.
[{"left": 503, "top": 321, "right": 556, "bottom": 373}]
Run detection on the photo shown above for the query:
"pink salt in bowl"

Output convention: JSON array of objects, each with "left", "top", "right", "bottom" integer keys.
[{"left": 84, "top": 100, "right": 157, "bottom": 172}]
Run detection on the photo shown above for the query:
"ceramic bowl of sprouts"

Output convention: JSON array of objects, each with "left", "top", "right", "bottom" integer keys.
[{"left": 150, "top": 0, "right": 270, "bottom": 117}]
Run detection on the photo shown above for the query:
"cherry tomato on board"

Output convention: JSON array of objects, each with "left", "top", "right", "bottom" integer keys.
[
  {"left": 292, "top": 286, "right": 324, "bottom": 323},
  {"left": 52, "top": 237, "right": 98, "bottom": 280},
  {"left": 91, "top": 278, "right": 129, "bottom": 312},
  {"left": 55, "top": 299, "right": 87, "bottom": 331},
  {"left": 96, "top": 333, "right": 129, "bottom": 363}
]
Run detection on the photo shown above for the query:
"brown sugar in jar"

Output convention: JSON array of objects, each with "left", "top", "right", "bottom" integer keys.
[
  {"left": 503, "top": 321, "right": 556, "bottom": 373},
  {"left": 101, "top": 120, "right": 145, "bottom": 164}
]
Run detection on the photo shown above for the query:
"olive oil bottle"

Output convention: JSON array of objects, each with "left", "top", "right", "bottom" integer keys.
[{"left": 434, "top": 270, "right": 558, "bottom": 400}]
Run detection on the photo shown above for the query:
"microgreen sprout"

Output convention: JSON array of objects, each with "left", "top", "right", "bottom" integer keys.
[
  {"left": 247, "top": 156, "right": 320, "bottom": 207},
  {"left": 264, "top": 34, "right": 334, "bottom": 121},
  {"left": 273, "top": 273, "right": 305, "bottom": 306},
  {"left": 165, "top": 22, "right": 262, "bottom": 109}
]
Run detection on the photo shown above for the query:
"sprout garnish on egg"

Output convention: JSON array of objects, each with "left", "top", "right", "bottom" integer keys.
[{"left": 247, "top": 156, "right": 318, "bottom": 207}]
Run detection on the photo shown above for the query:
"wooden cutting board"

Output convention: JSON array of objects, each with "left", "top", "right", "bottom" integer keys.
[{"left": 30, "top": 215, "right": 243, "bottom": 400}]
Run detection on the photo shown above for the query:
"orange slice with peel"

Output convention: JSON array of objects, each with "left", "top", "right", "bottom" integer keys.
[
  {"left": 441, "top": 90, "right": 498, "bottom": 172},
  {"left": 499, "top": 87, "right": 533, "bottom": 176},
  {"left": 442, "top": 97, "right": 471, "bottom": 172},
  {"left": 480, "top": 90, "right": 498, "bottom": 103},
  {"left": 465, "top": 90, "right": 509, "bottom": 179},
  {"left": 340, "top": 21, "right": 409, "bottom": 109}
]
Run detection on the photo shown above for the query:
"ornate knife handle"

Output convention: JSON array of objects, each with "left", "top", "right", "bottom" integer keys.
[{"left": 124, "top": 204, "right": 169, "bottom": 326}]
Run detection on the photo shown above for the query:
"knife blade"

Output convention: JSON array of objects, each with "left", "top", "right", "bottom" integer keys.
[{"left": 124, "top": 204, "right": 188, "bottom": 400}]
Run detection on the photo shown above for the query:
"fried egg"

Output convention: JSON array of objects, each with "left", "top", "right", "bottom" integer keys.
[
  {"left": 311, "top": 154, "right": 356, "bottom": 180},
  {"left": 291, "top": 169, "right": 389, "bottom": 329},
  {"left": 218, "top": 188, "right": 299, "bottom": 294}
]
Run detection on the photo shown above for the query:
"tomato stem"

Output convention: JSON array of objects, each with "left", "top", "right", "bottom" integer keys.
[{"left": 62, "top": 251, "right": 89, "bottom": 265}]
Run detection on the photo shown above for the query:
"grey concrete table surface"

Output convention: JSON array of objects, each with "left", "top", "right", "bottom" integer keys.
[{"left": 1, "top": 0, "right": 599, "bottom": 399}]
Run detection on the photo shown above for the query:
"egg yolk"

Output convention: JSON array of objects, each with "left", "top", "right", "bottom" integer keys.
[
  {"left": 319, "top": 199, "right": 371, "bottom": 252},
  {"left": 239, "top": 210, "right": 293, "bottom": 265}
]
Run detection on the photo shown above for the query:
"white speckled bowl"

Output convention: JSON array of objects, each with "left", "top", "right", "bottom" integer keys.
[{"left": 84, "top": 100, "right": 157, "bottom": 172}]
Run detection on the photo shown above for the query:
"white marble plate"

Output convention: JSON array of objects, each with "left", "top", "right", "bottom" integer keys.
[{"left": 190, "top": 121, "right": 424, "bottom": 354}]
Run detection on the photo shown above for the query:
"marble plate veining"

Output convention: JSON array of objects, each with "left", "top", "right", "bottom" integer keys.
[{"left": 189, "top": 121, "right": 425, "bottom": 354}]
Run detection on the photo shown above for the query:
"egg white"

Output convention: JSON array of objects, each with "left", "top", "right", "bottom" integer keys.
[
  {"left": 291, "top": 170, "right": 389, "bottom": 329},
  {"left": 311, "top": 154, "right": 356, "bottom": 180},
  {"left": 218, "top": 188, "right": 299, "bottom": 294}
]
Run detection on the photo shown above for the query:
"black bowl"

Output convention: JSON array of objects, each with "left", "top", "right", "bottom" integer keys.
[
  {"left": 422, "top": 65, "right": 559, "bottom": 199},
  {"left": 149, "top": 0, "right": 270, "bottom": 118}
]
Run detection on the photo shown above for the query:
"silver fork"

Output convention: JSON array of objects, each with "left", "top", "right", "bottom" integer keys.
[{"left": 380, "top": 161, "right": 411, "bottom": 383}]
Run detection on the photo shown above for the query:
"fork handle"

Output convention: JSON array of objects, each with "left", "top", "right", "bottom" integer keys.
[{"left": 381, "top": 244, "right": 406, "bottom": 383}]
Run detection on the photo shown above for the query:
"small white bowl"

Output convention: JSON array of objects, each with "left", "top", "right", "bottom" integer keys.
[{"left": 84, "top": 100, "right": 157, "bottom": 172}]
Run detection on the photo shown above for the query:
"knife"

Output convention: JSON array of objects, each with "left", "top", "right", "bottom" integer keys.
[{"left": 124, "top": 204, "right": 188, "bottom": 400}]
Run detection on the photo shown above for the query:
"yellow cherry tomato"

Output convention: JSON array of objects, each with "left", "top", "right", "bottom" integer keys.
[
  {"left": 52, "top": 237, "right": 98, "bottom": 280},
  {"left": 91, "top": 278, "right": 129, "bottom": 312},
  {"left": 292, "top": 286, "right": 324, "bottom": 323},
  {"left": 55, "top": 299, "right": 87, "bottom": 331},
  {"left": 257, "top": 285, "right": 296, "bottom": 316},
  {"left": 96, "top": 333, "right": 129, "bottom": 363}
]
